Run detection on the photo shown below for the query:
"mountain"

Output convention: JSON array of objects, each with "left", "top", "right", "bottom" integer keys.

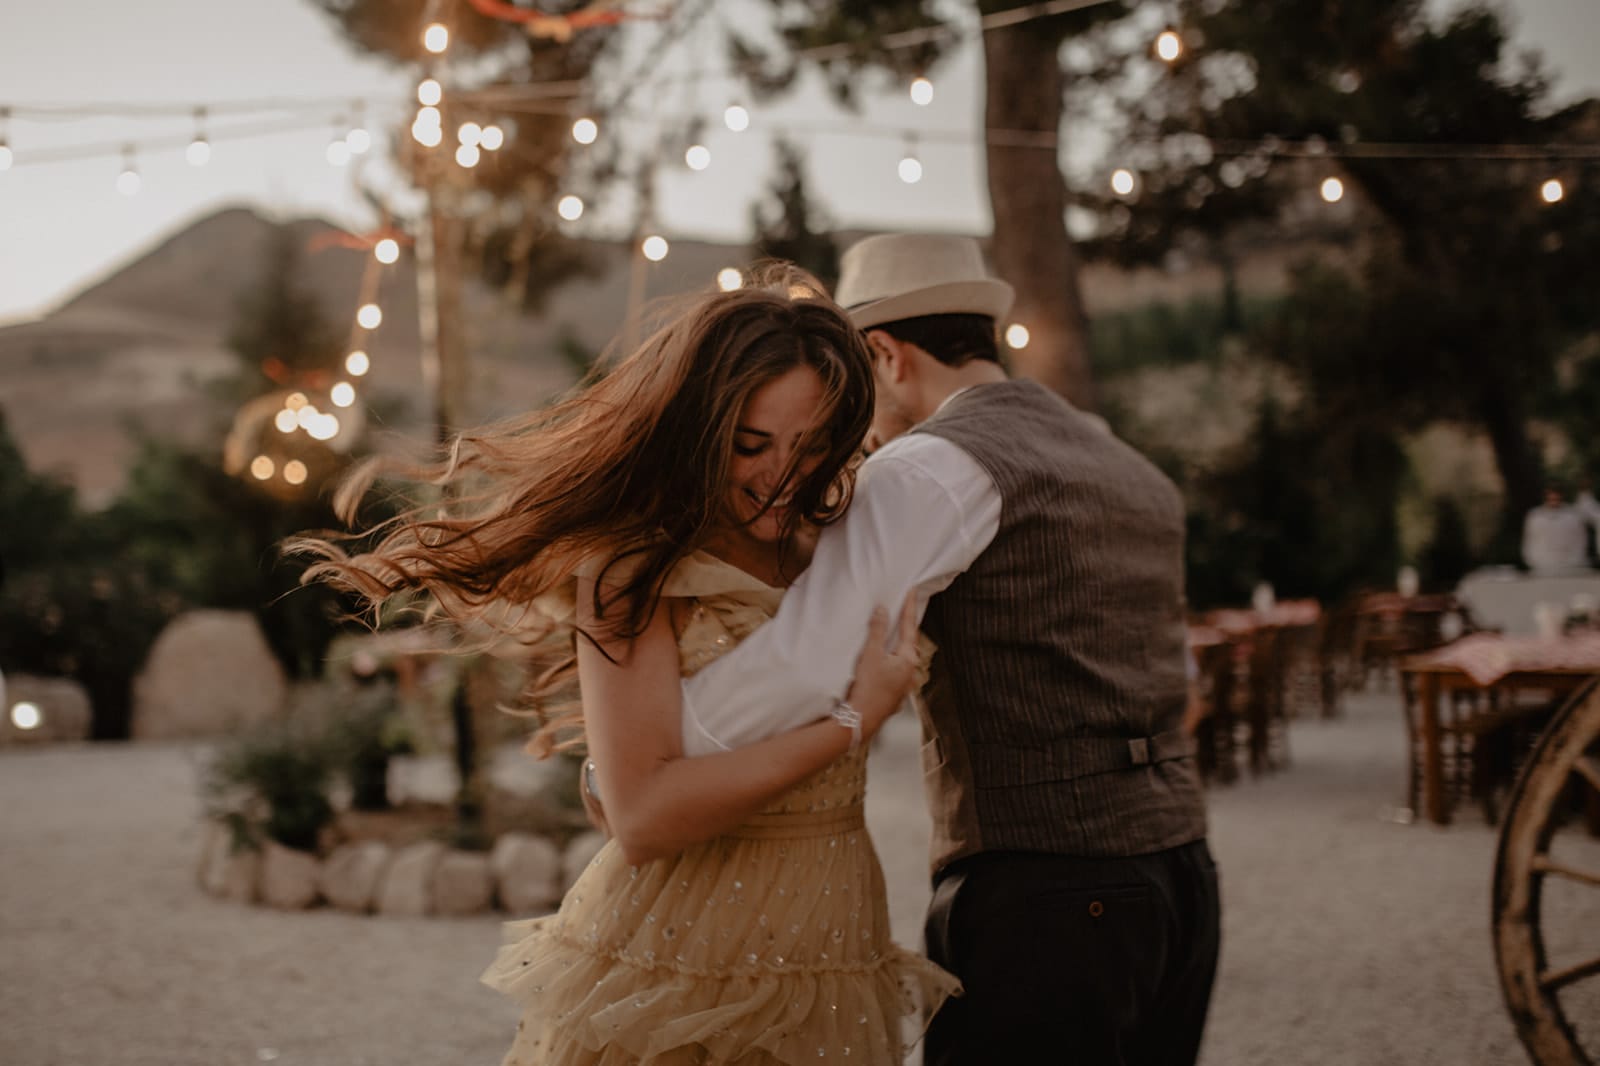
[
  {"left": 0, "top": 203, "right": 1322, "bottom": 507},
  {"left": 0, "top": 207, "right": 758, "bottom": 506}
]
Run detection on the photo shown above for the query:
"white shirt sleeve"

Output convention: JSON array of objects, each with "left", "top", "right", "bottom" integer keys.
[{"left": 679, "top": 433, "right": 1002, "bottom": 755}]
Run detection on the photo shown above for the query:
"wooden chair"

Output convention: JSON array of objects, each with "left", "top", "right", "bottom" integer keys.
[{"left": 1190, "top": 639, "right": 1239, "bottom": 786}]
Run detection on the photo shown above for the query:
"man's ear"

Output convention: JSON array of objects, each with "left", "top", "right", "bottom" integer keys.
[{"left": 865, "top": 330, "right": 909, "bottom": 384}]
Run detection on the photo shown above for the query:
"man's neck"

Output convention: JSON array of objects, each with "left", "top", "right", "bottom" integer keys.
[{"left": 920, "top": 361, "right": 1008, "bottom": 421}]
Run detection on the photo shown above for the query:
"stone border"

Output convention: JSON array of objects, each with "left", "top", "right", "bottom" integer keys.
[{"left": 195, "top": 821, "right": 605, "bottom": 917}]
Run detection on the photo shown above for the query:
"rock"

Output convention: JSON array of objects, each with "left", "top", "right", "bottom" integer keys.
[
  {"left": 260, "top": 841, "right": 321, "bottom": 910},
  {"left": 208, "top": 843, "right": 261, "bottom": 905},
  {"left": 491, "top": 833, "right": 563, "bottom": 915},
  {"left": 376, "top": 841, "right": 446, "bottom": 917},
  {"left": 320, "top": 841, "right": 392, "bottom": 914},
  {"left": 561, "top": 830, "right": 608, "bottom": 895},
  {"left": 0, "top": 674, "right": 92, "bottom": 745},
  {"left": 132, "top": 610, "right": 287, "bottom": 740},
  {"left": 432, "top": 850, "right": 495, "bottom": 917}
]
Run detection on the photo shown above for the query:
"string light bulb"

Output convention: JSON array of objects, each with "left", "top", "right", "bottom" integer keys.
[
  {"left": 357, "top": 304, "right": 382, "bottom": 329},
  {"left": 641, "top": 235, "right": 670, "bottom": 262},
  {"left": 572, "top": 117, "right": 598, "bottom": 145},
  {"left": 412, "top": 112, "right": 443, "bottom": 147},
  {"left": 557, "top": 194, "right": 584, "bottom": 221},
  {"left": 910, "top": 76, "right": 934, "bottom": 106},
  {"left": 480, "top": 125, "right": 504, "bottom": 150},
  {"left": 456, "top": 143, "right": 481, "bottom": 168},
  {"left": 724, "top": 104, "right": 750, "bottom": 132},
  {"left": 374, "top": 238, "right": 400, "bottom": 265},
  {"left": 331, "top": 382, "right": 356, "bottom": 408},
  {"left": 345, "top": 350, "right": 371, "bottom": 377},
  {"left": 423, "top": 22, "right": 449, "bottom": 54},
  {"left": 898, "top": 137, "right": 923, "bottom": 184},
  {"left": 1540, "top": 178, "right": 1565, "bottom": 204},
  {"left": 717, "top": 268, "right": 743, "bottom": 291},
  {"left": 326, "top": 137, "right": 352, "bottom": 167},
  {"left": 458, "top": 122, "right": 482, "bottom": 147},
  {"left": 346, "top": 125, "right": 371, "bottom": 155},
  {"left": 685, "top": 144, "right": 711, "bottom": 171},
  {"left": 1320, "top": 176, "right": 1345, "bottom": 203},
  {"left": 1110, "top": 168, "right": 1136, "bottom": 197},
  {"left": 11, "top": 702, "right": 42, "bottom": 731},
  {"left": 1156, "top": 30, "right": 1183, "bottom": 62},
  {"left": 250, "top": 455, "right": 275, "bottom": 480},
  {"left": 283, "top": 460, "right": 309, "bottom": 486},
  {"left": 274, "top": 408, "right": 298, "bottom": 433},
  {"left": 186, "top": 107, "right": 210, "bottom": 166},
  {"left": 418, "top": 79, "right": 442, "bottom": 106},
  {"left": 1005, "top": 323, "right": 1031, "bottom": 350},
  {"left": 116, "top": 146, "right": 140, "bottom": 196}
]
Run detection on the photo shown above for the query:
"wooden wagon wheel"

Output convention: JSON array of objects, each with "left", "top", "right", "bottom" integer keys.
[{"left": 1493, "top": 677, "right": 1600, "bottom": 1066}]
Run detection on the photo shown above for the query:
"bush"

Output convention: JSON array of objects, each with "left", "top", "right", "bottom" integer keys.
[{"left": 203, "top": 718, "right": 335, "bottom": 853}]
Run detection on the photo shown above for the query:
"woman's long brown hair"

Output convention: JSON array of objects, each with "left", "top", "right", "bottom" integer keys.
[{"left": 293, "top": 266, "right": 874, "bottom": 751}]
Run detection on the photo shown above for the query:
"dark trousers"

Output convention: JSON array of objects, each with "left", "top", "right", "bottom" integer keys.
[{"left": 923, "top": 840, "right": 1220, "bottom": 1066}]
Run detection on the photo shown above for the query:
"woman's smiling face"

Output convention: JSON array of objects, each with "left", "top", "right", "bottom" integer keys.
[{"left": 725, "top": 364, "right": 831, "bottom": 543}]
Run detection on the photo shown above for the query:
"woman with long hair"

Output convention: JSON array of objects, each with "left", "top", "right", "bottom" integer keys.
[{"left": 298, "top": 268, "right": 957, "bottom": 1064}]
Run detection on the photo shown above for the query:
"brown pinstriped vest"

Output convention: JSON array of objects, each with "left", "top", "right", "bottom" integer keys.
[{"left": 912, "top": 379, "right": 1207, "bottom": 872}]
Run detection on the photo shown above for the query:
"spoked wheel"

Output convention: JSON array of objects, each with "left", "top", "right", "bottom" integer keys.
[{"left": 1494, "top": 677, "right": 1600, "bottom": 1066}]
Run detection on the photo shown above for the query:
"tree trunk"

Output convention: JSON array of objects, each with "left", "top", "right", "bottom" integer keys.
[
  {"left": 1479, "top": 390, "right": 1543, "bottom": 558},
  {"left": 982, "top": 22, "right": 1095, "bottom": 410}
]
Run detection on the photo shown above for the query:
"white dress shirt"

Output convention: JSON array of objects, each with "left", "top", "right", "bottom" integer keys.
[
  {"left": 1522, "top": 504, "right": 1591, "bottom": 574},
  {"left": 680, "top": 428, "right": 1002, "bottom": 755}
]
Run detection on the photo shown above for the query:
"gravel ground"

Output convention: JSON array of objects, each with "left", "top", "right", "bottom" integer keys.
[{"left": 3, "top": 688, "right": 1597, "bottom": 1066}]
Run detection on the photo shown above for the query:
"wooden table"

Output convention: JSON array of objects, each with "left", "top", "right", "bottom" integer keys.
[{"left": 1401, "top": 634, "right": 1600, "bottom": 825}]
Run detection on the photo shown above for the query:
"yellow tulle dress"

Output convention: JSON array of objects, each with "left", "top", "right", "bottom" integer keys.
[{"left": 480, "top": 551, "right": 959, "bottom": 1065}]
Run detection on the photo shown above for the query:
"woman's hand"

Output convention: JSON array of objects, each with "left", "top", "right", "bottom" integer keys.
[{"left": 845, "top": 590, "right": 923, "bottom": 739}]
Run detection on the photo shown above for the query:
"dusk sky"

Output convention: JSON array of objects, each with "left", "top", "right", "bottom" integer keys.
[{"left": 0, "top": 0, "right": 1595, "bottom": 325}]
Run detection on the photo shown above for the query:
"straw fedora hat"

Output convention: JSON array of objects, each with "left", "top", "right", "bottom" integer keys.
[{"left": 834, "top": 233, "right": 1015, "bottom": 329}]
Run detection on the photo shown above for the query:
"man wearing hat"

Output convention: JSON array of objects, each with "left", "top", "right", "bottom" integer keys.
[{"left": 678, "top": 233, "right": 1220, "bottom": 1064}]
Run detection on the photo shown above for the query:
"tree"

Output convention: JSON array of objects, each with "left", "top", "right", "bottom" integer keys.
[
  {"left": 751, "top": 139, "right": 839, "bottom": 287},
  {"left": 1093, "top": 0, "right": 1600, "bottom": 542},
  {"left": 731, "top": 1, "right": 1133, "bottom": 409}
]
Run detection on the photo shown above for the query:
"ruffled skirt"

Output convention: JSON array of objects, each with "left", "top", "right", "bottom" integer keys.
[{"left": 481, "top": 810, "right": 958, "bottom": 1065}]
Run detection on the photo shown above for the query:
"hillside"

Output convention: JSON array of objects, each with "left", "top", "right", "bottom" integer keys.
[{"left": 0, "top": 204, "right": 1334, "bottom": 507}]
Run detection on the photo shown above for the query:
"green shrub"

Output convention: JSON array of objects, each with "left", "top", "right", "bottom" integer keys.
[{"left": 203, "top": 718, "right": 335, "bottom": 853}]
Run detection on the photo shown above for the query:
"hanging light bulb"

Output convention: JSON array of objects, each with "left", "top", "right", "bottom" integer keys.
[
  {"left": 250, "top": 455, "right": 276, "bottom": 480},
  {"left": 1540, "top": 178, "right": 1565, "bottom": 204},
  {"left": 572, "top": 117, "right": 599, "bottom": 145},
  {"left": 326, "top": 137, "right": 352, "bottom": 167},
  {"left": 412, "top": 111, "right": 443, "bottom": 147},
  {"left": 1320, "top": 176, "right": 1345, "bottom": 203},
  {"left": 685, "top": 144, "right": 711, "bottom": 171},
  {"left": 724, "top": 104, "right": 750, "bottom": 132},
  {"left": 186, "top": 107, "right": 210, "bottom": 166},
  {"left": 641, "top": 235, "right": 670, "bottom": 262},
  {"left": 357, "top": 304, "right": 383, "bottom": 329},
  {"left": 480, "top": 124, "right": 504, "bottom": 150},
  {"left": 422, "top": 22, "right": 449, "bottom": 54},
  {"left": 374, "top": 238, "right": 400, "bottom": 265},
  {"left": 910, "top": 76, "right": 934, "bottom": 107},
  {"left": 458, "top": 122, "right": 483, "bottom": 147},
  {"left": 274, "top": 408, "right": 298, "bottom": 433},
  {"left": 1110, "top": 168, "right": 1137, "bottom": 197},
  {"left": 1005, "top": 324, "right": 1031, "bottom": 350},
  {"left": 456, "top": 143, "right": 481, "bottom": 168},
  {"left": 1156, "top": 30, "right": 1183, "bottom": 62},
  {"left": 346, "top": 126, "right": 371, "bottom": 155},
  {"left": 116, "top": 146, "right": 141, "bottom": 196},
  {"left": 331, "top": 382, "right": 356, "bottom": 408},
  {"left": 717, "top": 268, "right": 743, "bottom": 291},
  {"left": 557, "top": 194, "right": 585, "bottom": 221},
  {"left": 345, "top": 350, "right": 371, "bottom": 377},
  {"left": 898, "top": 137, "right": 922, "bottom": 184},
  {"left": 417, "top": 78, "right": 443, "bottom": 107},
  {"left": 283, "top": 460, "right": 309, "bottom": 486}
]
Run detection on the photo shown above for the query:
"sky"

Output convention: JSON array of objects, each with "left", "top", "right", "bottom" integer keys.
[{"left": 0, "top": 0, "right": 1596, "bottom": 326}]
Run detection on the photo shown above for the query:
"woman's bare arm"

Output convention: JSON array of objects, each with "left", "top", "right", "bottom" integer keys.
[{"left": 576, "top": 577, "right": 915, "bottom": 865}]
